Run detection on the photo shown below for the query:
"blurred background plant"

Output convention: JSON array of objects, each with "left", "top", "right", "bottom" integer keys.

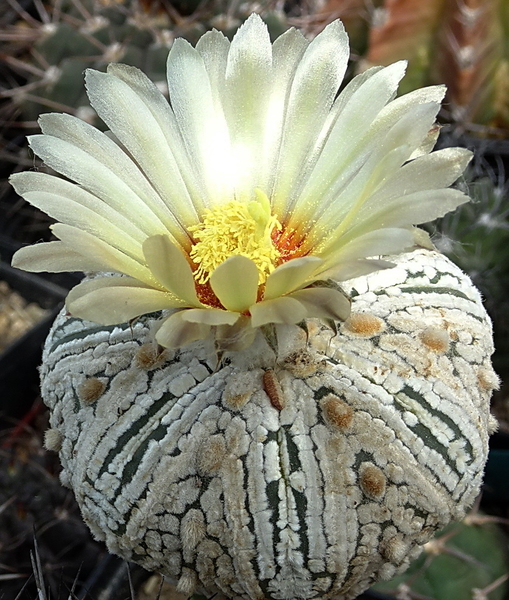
[
  {"left": 314, "top": 0, "right": 509, "bottom": 132},
  {"left": 1, "top": 1, "right": 509, "bottom": 599},
  {"left": 372, "top": 507, "right": 509, "bottom": 600}
]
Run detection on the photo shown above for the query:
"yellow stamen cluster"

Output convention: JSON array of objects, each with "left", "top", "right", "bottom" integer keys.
[{"left": 189, "top": 191, "right": 282, "bottom": 284}]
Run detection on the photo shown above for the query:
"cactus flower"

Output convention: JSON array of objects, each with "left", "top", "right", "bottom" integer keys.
[{"left": 11, "top": 13, "right": 472, "bottom": 350}]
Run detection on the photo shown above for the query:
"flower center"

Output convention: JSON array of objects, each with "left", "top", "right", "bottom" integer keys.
[{"left": 189, "top": 190, "right": 282, "bottom": 284}]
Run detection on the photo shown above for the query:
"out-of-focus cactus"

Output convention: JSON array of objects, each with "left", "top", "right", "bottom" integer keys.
[
  {"left": 0, "top": 0, "right": 289, "bottom": 129},
  {"left": 316, "top": 0, "right": 509, "bottom": 131},
  {"left": 305, "top": 0, "right": 374, "bottom": 56},
  {"left": 372, "top": 510, "right": 509, "bottom": 600}
]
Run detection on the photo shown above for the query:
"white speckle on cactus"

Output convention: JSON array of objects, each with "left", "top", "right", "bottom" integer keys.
[
  {"left": 80, "top": 16, "right": 109, "bottom": 35},
  {"left": 103, "top": 42, "right": 125, "bottom": 63},
  {"left": 41, "top": 250, "right": 497, "bottom": 600},
  {"left": 42, "top": 65, "right": 60, "bottom": 85}
]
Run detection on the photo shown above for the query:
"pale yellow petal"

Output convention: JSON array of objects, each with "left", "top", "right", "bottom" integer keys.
[
  {"left": 322, "top": 258, "right": 395, "bottom": 282},
  {"left": 10, "top": 171, "right": 146, "bottom": 245},
  {"left": 264, "top": 256, "right": 323, "bottom": 300},
  {"left": 408, "top": 124, "right": 440, "bottom": 159},
  {"left": 167, "top": 37, "right": 232, "bottom": 204},
  {"left": 21, "top": 190, "right": 144, "bottom": 262},
  {"left": 215, "top": 315, "right": 255, "bottom": 351},
  {"left": 142, "top": 235, "right": 200, "bottom": 306},
  {"left": 209, "top": 255, "right": 259, "bottom": 312},
  {"left": 52, "top": 223, "right": 155, "bottom": 287},
  {"left": 322, "top": 228, "right": 415, "bottom": 270},
  {"left": 66, "top": 276, "right": 184, "bottom": 325},
  {"left": 12, "top": 242, "right": 109, "bottom": 273},
  {"left": 155, "top": 311, "right": 211, "bottom": 348},
  {"left": 29, "top": 127, "right": 172, "bottom": 239},
  {"left": 106, "top": 63, "right": 205, "bottom": 216},
  {"left": 181, "top": 308, "right": 239, "bottom": 326},
  {"left": 223, "top": 13, "right": 273, "bottom": 198},
  {"left": 289, "top": 286, "right": 350, "bottom": 322},
  {"left": 250, "top": 296, "right": 306, "bottom": 328}
]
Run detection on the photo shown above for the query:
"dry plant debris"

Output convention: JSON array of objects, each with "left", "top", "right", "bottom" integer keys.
[{"left": 0, "top": 280, "right": 48, "bottom": 351}]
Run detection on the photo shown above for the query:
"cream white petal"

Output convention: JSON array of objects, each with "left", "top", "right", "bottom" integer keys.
[
  {"left": 250, "top": 296, "right": 307, "bottom": 328},
  {"left": 283, "top": 61, "right": 407, "bottom": 219},
  {"left": 12, "top": 242, "right": 111, "bottom": 273},
  {"left": 322, "top": 228, "right": 415, "bottom": 271},
  {"left": 166, "top": 37, "right": 232, "bottom": 203},
  {"left": 260, "top": 27, "right": 308, "bottom": 194},
  {"left": 300, "top": 66, "right": 384, "bottom": 176},
  {"left": 181, "top": 308, "right": 239, "bottom": 326},
  {"left": 289, "top": 287, "right": 350, "bottom": 322},
  {"left": 408, "top": 124, "right": 441, "bottom": 160},
  {"left": 209, "top": 255, "right": 259, "bottom": 312},
  {"left": 374, "top": 85, "right": 446, "bottom": 129},
  {"left": 195, "top": 29, "right": 230, "bottom": 106},
  {"left": 38, "top": 112, "right": 183, "bottom": 235},
  {"left": 312, "top": 101, "right": 444, "bottom": 239},
  {"left": 350, "top": 189, "right": 469, "bottom": 236},
  {"left": 84, "top": 69, "right": 200, "bottom": 232},
  {"left": 66, "top": 277, "right": 183, "bottom": 325},
  {"left": 362, "top": 147, "right": 472, "bottom": 208},
  {"left": 271, "top": 19, "right": 349, "bottom": 217},
  {"left": 327, "top": 66, "right": 385, "bottom": 119},
  {"left": 264, "top": 256, "right": 323, "bottom": 300},
  {"left": 348, "top": 86, "right": 446, "bottom": 171},
  {"left": 10, "top": 171, "right": 146, "bottom": 245},
  {"left": 52, "top": 223, "right": 156, "bottom": 287},
  {"left": 356, "top": 85, "right": 446, "bottom": 163},
  {"left": 294, "top": 83, "right": 445, "bottom": 230},
  {"left": 323, "top": 258, "right": 396, "bottom": 282},
  {"left": 222, "top": 14, "right": 273, "bottom": 198},
  {"left": 28, "top": 131, "right": 170, "bottom": 240},
  {"left": 23, "top": 190, "right": 145, "bottom": 263},
  {"left": 323, "top": 60, "right": 408, "bottom": 148},
  {"left": 106, "top": 63, "right": 205, "bottom": 211},
  {"left": 156, "top": 311, "right": 211, "bottom": 348},
  {"left": 142, "top": 235, "right": 200, "bottom": 307}
]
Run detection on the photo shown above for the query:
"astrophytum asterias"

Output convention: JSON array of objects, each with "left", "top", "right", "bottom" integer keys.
[{"left": 42, "top": 249, "right": 497, "bottom": 600}]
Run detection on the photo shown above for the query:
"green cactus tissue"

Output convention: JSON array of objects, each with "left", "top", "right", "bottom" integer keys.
[{"left": 11, "top": 14, "right": 498, "bottom": 600}]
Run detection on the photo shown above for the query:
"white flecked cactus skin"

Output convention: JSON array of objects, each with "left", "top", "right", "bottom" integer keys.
[{"left": 41, "top": 249, "right": 498, "bottom": 600}]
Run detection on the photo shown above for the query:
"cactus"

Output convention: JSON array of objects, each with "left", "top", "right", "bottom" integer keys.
[
  {"left": 316, "top": 0, "right": 509, "bottom": 131},
  {"left": 371, "top": 509, "right": 509, "bottom": 600},
  {"left": 40, "top": 248, "right": 497, "bottom": 600}
]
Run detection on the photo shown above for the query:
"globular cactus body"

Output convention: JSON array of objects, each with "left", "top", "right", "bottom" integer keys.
[{"left": 42, "top": 249, "right": 497, "bottom": 600}]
